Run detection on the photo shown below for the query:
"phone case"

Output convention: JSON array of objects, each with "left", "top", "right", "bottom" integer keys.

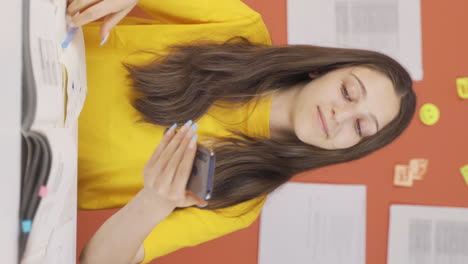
[{"left": 186, "top": 145, "right": 215, "bottom": 201}]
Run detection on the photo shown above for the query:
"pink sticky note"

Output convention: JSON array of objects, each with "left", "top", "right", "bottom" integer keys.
[{"left": 38, "top": 185, "right": 48, "bottom": 198}]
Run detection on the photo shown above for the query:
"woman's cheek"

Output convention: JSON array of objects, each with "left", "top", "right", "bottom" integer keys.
[{"left": 333, "top": 131, "right": 359, "bottom": 149}]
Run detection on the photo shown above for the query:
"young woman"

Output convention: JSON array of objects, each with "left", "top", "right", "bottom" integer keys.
[{"left": 68, "top": 0, "right": 416, "bottom": 263}]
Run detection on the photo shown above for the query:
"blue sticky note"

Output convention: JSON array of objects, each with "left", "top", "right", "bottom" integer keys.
[{"left": 22, "top": 220, "right": 32, "bottom": 233}]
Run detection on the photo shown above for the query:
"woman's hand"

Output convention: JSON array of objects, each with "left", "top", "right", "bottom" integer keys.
[
  {"left": 79, "top": 122, "right": 202, "bottom": 264},
  {"left": 66, "top": 0, "right": 139, "bottom": 43},
  {"left": 142, "top": 120, "right": 208, "bottom": 210}
]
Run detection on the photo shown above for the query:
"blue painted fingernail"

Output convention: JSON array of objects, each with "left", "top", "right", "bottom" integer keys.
[
  {"left": 184, "top": 120, "right": 193, "bottom": 128},
  {"left": 100, "top": 33, "right": 109, "bottom": 46},
  {"left": 191, "top": 123, "right": 198, "bottom": 132},
  {"left": 189, "top": 134, "right": 198, "bottom": 148},
  {"left": 164, "top": 123, "right": 177, "bottom": 135}
]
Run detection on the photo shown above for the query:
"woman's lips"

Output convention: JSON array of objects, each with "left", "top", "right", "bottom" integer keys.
[{"left": 317, "top": 106, "right": 329, "bottom": 137}]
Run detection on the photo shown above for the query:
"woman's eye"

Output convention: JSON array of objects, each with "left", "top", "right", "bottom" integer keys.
[
  {"left": 355, "top": 119, "right": 363, "bottom": 137},
  {"left": 341, "top": 84, "right": 352, "bottom": 102}
]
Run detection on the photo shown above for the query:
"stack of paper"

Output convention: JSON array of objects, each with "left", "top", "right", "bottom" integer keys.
[{"left": 19, "top": 0, "right": 86, "bottom": 262}]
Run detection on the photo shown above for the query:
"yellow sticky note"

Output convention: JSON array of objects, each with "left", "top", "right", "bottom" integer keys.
[
  {"left": 456, "top": 77, "right": 468, "bottom": 99},
  {"left": 419, "top": 103, "right": 440, "bottom": 126},
  {"left": 461, "top": 164, "right": 468, "bottom": 185}
]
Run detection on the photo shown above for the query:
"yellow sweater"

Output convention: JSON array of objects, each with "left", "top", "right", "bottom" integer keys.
[{"left": 78, "top": 0, "right": 273, "bottom": 262}]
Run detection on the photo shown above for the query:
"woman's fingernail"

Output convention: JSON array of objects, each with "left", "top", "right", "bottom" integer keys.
[
  {"left": 189, "top": 134, "right": 198, "bottom": 148},
  {"left": 197, "top": 203, "right": 208, "bottom": 208},
  {"left": 164, "top": 123, "right": 177, "bottom": 135},
  {"left": 100, "top": 33, "right": 109, "bottom": 46},
  {"left": 183, "top": 120, "right": 193, "bottom": 129},
  {"left": 190, "top": 123, "right": 198, "bottom": 132}
]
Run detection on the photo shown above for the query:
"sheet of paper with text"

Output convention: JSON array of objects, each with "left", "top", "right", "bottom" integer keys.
[
  {"left": 287, "top": 0, "right": 423, "bottom": 81},
  {"left": 258, "top": 183, "right": 366, "bottom": 264},
  {"left": 388, "top": 205, "right": 468, "bottom": 264}
]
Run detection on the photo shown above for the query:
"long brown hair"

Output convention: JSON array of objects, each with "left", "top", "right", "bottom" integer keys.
[{"left": 124, "top": 36, "right": 416, "bottom": 213}]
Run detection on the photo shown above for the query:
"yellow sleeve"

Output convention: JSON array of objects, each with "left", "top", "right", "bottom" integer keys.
[
  {"left": 137, "top": 0, "right": 261, "bottom": 24},
  {"left": 141, "top": 196, "right": 266, "bottom": 264}
]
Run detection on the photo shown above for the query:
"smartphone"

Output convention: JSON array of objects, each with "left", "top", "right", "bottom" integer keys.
[{"left": 186, "top": 144, "right": 215, "bottom": 201}]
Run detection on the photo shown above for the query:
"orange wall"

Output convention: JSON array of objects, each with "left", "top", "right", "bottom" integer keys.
[{"left": 77, "top": 1, "right": 468, "bottom": 263}]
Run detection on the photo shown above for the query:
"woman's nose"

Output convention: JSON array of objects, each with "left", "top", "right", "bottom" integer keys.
[{"left": 331, "top": 104, "right": 356, "bottom": 123}]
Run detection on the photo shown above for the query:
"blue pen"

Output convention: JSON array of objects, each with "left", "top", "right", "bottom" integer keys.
[{"left": 61, "top": 27, "right": 78, "bottom": 49}]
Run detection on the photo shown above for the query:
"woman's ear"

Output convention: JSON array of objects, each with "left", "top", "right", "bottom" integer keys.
[{"left": 183, "top": 191, "right": 208, "bottom": 208}]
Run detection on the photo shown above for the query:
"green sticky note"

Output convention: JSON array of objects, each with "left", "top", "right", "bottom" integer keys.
[{"left": 461, "top": 165, "right": 468, "bottom": 185}]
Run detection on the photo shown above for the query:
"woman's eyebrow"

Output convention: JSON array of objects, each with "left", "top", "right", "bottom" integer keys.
[
  {"left": 351, "top": 73, "right": 380, "bottom": 131},
  {"left": 351, "top": 72, "right": 367, "bottom": 97}
]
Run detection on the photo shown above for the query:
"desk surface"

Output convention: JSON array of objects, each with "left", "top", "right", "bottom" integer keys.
[{"left": 77, "top": 1, "right": 468, "bottom": 264}]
